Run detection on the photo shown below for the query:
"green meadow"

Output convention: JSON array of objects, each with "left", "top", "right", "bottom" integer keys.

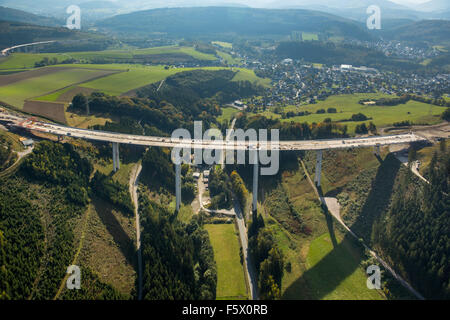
[
  {"left": 260, "top": 93, "right": 445, "bottom": 132},
  {"left": 231, "top": 68, "right": 271, "bottom": 87},
  {"left": 217, "top": 107, "right": 239, "bottom": 123},
  {"left": 0, "top": 46, "right": 217, "bottom": 71},
  {"left": 217, "top": 51, "right": 242, "bottom": 65},
  {"left": 212, "top": 41, "right": 233, "bottom": 49},
  {"left": 205, "top": 224, "right": 248, "bottom": 300},
  {"left": 303, "top": 233, "right": 385, "bottom": 300},
  {"left": 0, "top": 68, "right": 110, "bottom": 107},
  {"left": 0, "top": 62, "right": 269, "bottom": 109},
  {"left": 302, "top": 32, "right": 319, "bottom": 41}
]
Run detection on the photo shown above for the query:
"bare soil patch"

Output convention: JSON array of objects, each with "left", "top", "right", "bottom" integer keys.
[{"left": 23, "top": 100, "right": 67, "bottom": 124}]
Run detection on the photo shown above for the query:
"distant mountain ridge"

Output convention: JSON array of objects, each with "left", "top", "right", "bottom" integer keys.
[
  {"left": 96, "top": 6, "right": 372, "bottom": 40},
  {"left": 380, "top": 19, "right": 450, "bottom": 44},
  {"left": 415, "top": 0, "right": 450, "bottom": 12}
]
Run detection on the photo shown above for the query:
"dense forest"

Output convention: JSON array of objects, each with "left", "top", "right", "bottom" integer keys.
[
  {"left": 61, "top": 266, "right": 128, "bottom": 300},
  {"left": 208, "top": 166, "right": 233, "bottom": 210},
  {"left": 373, "top": 143, "right": 449, "bottom": 299},
  {"left": 248, "top": 212, "right": 285, "bottom": 300},
  {"left": 72, "top": 92, "right": 192, "bottom": 135},
  {"left": 139, "top": 196, "right": 217, "bottom": 299},
  {"left": 91, "top": 171, "right": 134, "bottom": 216},
  {"left": 0, "top": 141, "right": 92, "bottom": 299}
]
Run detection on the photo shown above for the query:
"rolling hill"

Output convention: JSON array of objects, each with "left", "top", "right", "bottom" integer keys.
[
  {"left": 0, "top": 5, "right": 63, "bottom": 27},
  {"left": 380, "top": 19, "right": 450, "bottom": 44},
  {"left": 0, "top": 20, "right": 102, "bottom": 50},
  {"left": 96, "top": 6, "right": 372, "bottom": 41}
]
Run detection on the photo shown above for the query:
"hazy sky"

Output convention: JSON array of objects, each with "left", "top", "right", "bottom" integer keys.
[{"left": 390, "top": 0, "right": 429, "bottom": 5}]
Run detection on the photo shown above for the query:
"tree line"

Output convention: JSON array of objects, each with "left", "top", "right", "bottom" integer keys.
[
  {"left": 248, "top": 213, "right": 284, "bottom": 299},
  {"left": 139, "top": 196, "right": 217, "bottom": 299}
]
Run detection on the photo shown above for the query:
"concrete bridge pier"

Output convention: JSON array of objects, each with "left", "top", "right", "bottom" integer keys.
[
  {"left": 112, "top": 142, "right": 120, "bottom": 172},
  {"left": 314, "top": 150, "right": 323, "bottom": 187},
  {"left": 374, "top": 145, "right": 381, "bottom": 157},
  {"left": 252, "top": 146, "right": 259, "bottom": 216},
  {"left": 175, "top": 163, "right": 181, "bottom": 212}
]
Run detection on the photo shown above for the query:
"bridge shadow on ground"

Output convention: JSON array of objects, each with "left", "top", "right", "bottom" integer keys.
[
  {"left": 282, "top": 153, "right": 400, "bottom": 300},
  {"left": 350, "top": 153, "right": 401, "bottom": 244},
  {"left": 317, "top": 186, "right": 338, "bottom": 249},
  {"left": 282, "top": 230, "right": 364, "bottom": 299},
  {"left": 92, "top": 197, "right": 137, "bottom": 267}
]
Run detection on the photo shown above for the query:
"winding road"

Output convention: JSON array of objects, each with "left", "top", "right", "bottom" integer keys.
[{"left": 129, "top": 163, "right": 143, "bottom": 300}]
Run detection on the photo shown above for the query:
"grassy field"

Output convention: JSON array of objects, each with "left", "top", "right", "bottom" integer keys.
[
  {"left": 0, "top": 46, "right": 217, "bottom": 70},
  {"left": 217, "top": 51, "right": 242, "bottom": 65},
  {"left": 79, "top": 65, "right": 182, "bottom": 95},
  {"left": 217, "top": 107, "right": 239, "bottom": 123},
  {"left": 0, "top": 53, "right": 64, "bottom": 70},
  {"left": 94, "top": 160, "right": 136, "bottom": 186},
  {"left": 0, "top": 63, "right": 268, "bottom": 118},
  {"left": 177, "top": 204, "right": 195, "bottom": 224},
  {"left": 260, "top": 93, "right": 446, "bottom": 132},
  {"left": 302, "top": 32, "right": 319, "bottom": 41},
  {"left": 66, "top": 112, "right": 113, "bottom": 129},
  {"left": 258, "top": 150, "right": 394, "bottom": 300},
  {"left": 232, "top": 68, "right": 271, "bottom": 87},
  {"left": 303, "top": 233, "right": 384, "bottom": 300},
  {"left": 205, "top": 224, "right": 248, "bottom": 300},
  {"left": 0, "top": 67, "right": 115, "bottom": 108},
  {"left": 212, "top": 41, "right": 233, "bottom": 49}
]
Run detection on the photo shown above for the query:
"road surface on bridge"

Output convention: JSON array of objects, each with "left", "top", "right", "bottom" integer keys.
[{"left": 0, "top": 114, "right": 427, "bottom": 151}]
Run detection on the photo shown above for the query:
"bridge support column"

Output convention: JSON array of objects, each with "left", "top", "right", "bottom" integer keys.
[
  {"left": 252, "top": 146, "right": 259, "bottom": 216},
  {"left": 175, "top": 163, "right": 181, "bottom": 212},
  {"left": 314, "top": 150, "right": 323, "bottom": 187},
  {"left": 374, "top": 145, "right": 380, "bottom": 157},
  {"left": 112, "top": 142, "right": 120, "bottom": 172}
]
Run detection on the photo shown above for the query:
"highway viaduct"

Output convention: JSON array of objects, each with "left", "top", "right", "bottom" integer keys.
[{"left": 0, "top": 113, "right": 427, "bottom": 212}]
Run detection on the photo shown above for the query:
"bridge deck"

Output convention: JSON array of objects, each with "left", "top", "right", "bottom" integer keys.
[{"left": 0, "top": 114, "right": 426, "bottom": 151}]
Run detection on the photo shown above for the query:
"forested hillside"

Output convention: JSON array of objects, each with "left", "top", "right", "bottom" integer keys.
[
  {"left": 338, "top": 143, "right": 449, "bottom": 299},
  {"left": 380, "top": 20, "right": 450, "bottom": 45},
  {"left": 0, "top": 141, "right": 92, "bottom": 299},
  {"left": 136, "top": 69, "right": 263, "bottom": 115},
  {"left": 0, "top": 20, "right": 96, "bottom": 49},
  {"left": 0, "top": 6, "right": 62, "bottom": 27},
  {"left": 139, "top": 196, "right": 217, "bottom": 299},
  {"left": 97, "top": 7, "right": 371, "bottom": 41}
]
